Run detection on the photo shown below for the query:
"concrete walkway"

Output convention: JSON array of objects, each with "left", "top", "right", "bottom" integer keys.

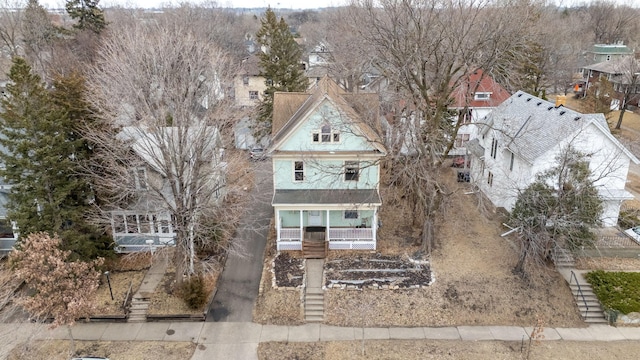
[
  {"left": 306, "top": 259, "right": 324, "bottom": 289},
  {"left": 135, "top": 255, "right": 169, "bottom": 298},
  {"left": 2, "top": 321, "right": 640, "bottom": 360}
]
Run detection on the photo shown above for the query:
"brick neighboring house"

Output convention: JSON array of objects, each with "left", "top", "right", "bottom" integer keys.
[
  {"left": 580, "top": 56, "right": 640, "bottom": 110},
  {"left": 448, "top": 69, "right": 511, "bottom": 156}
]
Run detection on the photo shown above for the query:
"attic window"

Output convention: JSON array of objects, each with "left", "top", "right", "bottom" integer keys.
[
  {"left": 313, "top": 123, "right": 340, "bottom": 143},
  {"left": 474, "top": 92, "right": 491, "bottom": 100}
]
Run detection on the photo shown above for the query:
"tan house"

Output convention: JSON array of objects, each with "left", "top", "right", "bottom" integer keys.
[{"left": 234, "top": 54, "right": 266, "bottom": 107}]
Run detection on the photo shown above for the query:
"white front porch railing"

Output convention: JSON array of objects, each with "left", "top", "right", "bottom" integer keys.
[
  {"left": 276, "top": 227, "right": 375, "bottom": 251},
  {"left": 328, "top": 228, "right": 375, "bottom": 250},
  {"left": 278, "top": 228, "right": 302, "bottom": 251}
]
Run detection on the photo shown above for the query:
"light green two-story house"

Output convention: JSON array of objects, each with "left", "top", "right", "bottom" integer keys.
[{"left": 269, "top": 76, "right": 387, "bottom": 255}]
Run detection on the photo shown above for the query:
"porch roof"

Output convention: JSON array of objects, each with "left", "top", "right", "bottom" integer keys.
[{"left": 272, "top": 189, "right": 381, "bottom": 206}]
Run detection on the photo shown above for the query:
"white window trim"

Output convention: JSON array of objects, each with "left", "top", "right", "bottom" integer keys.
[
  {"left": 474, "top": 92, "right": 492, "bottom": 101},
  {"left": 344, "top": 161, "right": 360, "bottom": 182},
  {"left": 293, "top": 161, "right": 304, "bottom": 182},
  {"left": 112, "top": 212, "right": 174, "bottom": 235},
  {"left": 312, "top": 125, "right": 341, "bottom": 143}
]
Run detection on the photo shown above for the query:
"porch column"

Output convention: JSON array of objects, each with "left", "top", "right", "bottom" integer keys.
[
  {"left": 299, "top": 210, "right": 304, "bottom": 242},
  {"left": 326, "top": 209, "right": 330, "bottom": 241},
  {"left": 275, "top": 209, "right": 281, "bottom": 242},
  {"left": 372, "top": 208, "right": 378, "bottom": 243}
]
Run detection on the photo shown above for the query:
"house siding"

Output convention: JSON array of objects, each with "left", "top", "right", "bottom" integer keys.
[
  {"left": 277, "top": 100, "right": 376, "bottom": 152},
  {"left": 274, "top": 158, "right": 378, "bottom": 190},
  {"left": 472, "top": 92, "right": 636, "bottom": 227}
]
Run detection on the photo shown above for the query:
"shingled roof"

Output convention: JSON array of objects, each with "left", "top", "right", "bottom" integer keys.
[
  {"left": 271, "top": 76, "right": 385, "bottom": 152},
  {"left": 449, "top": 69, "right": 511, "bottom": 108},
  {"left": 482, "top": 90, "right": 638, "bottom": 165}
]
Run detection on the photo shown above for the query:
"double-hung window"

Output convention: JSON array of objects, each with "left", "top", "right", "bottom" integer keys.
[
  {"left": 344, "top": 161, "right": 359, "bottom": 181},
  {"left": 294, "top": 161, "right": 304, "bottom": 181}
]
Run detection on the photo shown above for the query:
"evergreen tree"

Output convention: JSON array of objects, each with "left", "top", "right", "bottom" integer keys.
[
  {"left": 255, "top": 7, "right": 307, "bottom": 139},
  {"left": 0, "top": 57, "right": 111, "bottom": 260},
  {"left": 65, "top": 0, "right": 106, "bottom": 34}
]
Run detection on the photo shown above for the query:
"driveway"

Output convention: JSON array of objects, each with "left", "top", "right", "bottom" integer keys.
[{"left": 206, "top": 159, "right": 273, "bottom": 322}]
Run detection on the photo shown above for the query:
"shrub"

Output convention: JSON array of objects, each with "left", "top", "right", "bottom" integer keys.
[
  {"left": 618, "top": 207, "right": 640, "bottom": 229},
  {"left": 585, "top": 270, "right": 640, "bottom": 314},
  {"left": 180, "top": 275, "right": 207, "bottom": 310}
]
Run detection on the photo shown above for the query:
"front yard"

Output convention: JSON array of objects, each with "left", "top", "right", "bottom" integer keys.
[{"left": 255, "top": 170, "right": 586, "bottom": 328}]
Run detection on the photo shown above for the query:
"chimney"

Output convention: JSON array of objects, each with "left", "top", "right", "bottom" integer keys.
[{"left": 555, "top": 95, "right": 566, "bottom": 107}]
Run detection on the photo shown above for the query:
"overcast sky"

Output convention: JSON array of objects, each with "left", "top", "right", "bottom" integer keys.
[
  {"left": 40, "top": 0, "right": 349, "bottom": 9},
  {"left": 39, "top": 0, "right": 636, "bottom": 9}
]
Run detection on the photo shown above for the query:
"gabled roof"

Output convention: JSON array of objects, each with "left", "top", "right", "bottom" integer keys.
[
  {"left": 484, "top": 90, "right": 639, "bottom": 165},
  {"left": 118, "top": 126, "right": 222, "bottom": 175},
  {"left": 449, "top": 69, "right": 511, "bottom": 108},
  {"left": 270, "top": 76, "right": 386, "bottom": 153},
  {"left": 581, "top": 56, "right": 635, "bottom": 74},
  {"left": 239, "top": 54, "right": 262, "bottom": 77}
]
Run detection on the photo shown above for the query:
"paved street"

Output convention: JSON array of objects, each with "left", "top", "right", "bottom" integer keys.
[{"left": 206, "top": 160, "right": 273, "bottom": 322}]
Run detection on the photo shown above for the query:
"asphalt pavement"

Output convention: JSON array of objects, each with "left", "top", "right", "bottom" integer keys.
[{"left": 206, "top": 160, "right": 273, "bottom": 322}]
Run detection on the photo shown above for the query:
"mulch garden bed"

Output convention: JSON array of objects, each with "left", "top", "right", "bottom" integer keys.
[
  {"left": 272, "top": 252, "right": 304, "bottom": 288},
  {"left": 324, "top": 254, "right": 432, "bottom": 289}
]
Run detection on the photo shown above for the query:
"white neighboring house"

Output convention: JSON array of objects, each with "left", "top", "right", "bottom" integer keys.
[
  {"left": 468, "top": 90, "right": 639, "bottom": 227},
  {"left": 112, "top": 126, "right": 226, "bottom": 252}
]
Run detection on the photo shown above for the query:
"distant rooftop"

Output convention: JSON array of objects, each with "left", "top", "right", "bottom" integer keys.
[{"left": 591, "top": 44, "right": 633, "bottom": 54}]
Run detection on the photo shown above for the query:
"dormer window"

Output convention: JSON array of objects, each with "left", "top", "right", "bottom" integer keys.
[
  {"left": 474, "top": 92, "right": 491, "bottom": 100},
  {"left": 312, "top": 123, "right": 340, "bottom": 143}
]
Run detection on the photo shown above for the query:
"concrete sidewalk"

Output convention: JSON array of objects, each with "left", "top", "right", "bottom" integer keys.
[{"left": 3, "top": 321, "right": 640, "bottom": 360}]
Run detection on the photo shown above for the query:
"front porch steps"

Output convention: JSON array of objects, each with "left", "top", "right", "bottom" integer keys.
[
  {"left": 303, "top": 240, "right": 327, "bottom": 259},
  {"left": 304, "top": 289, "right": 325, "bottom": 322}
]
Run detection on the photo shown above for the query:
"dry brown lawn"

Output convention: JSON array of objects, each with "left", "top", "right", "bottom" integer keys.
[
  {"left": 7, "top": 340, "right": 195, "bottom": 360},
  {"left": 253, "top": 221, "right": 305, "bottom": 325},
  {"left": 258, "top": 339, "right": 640, "bottom": 360},
  {"left": 323, "top": 171, "right": 583, "bottom": 328}
]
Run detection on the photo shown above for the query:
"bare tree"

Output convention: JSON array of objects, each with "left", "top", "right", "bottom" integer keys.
[
  {"left": 347, "top": 0, "right": 540, "bottom": 251},
  {"left": 0, "top": 0, "right": 25, "bottom": 59},
  {"left": 86, "top": 11, "right": 238, "bottom": 283},
  {"left": 9, "top": 232, "right": 103, "bottom": 356},
  {"left": 584, "top": 1, "right": 638, "bottom": 45},
  {"left": 613, "top": 57, "right": 640, "bottom": 130}
]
